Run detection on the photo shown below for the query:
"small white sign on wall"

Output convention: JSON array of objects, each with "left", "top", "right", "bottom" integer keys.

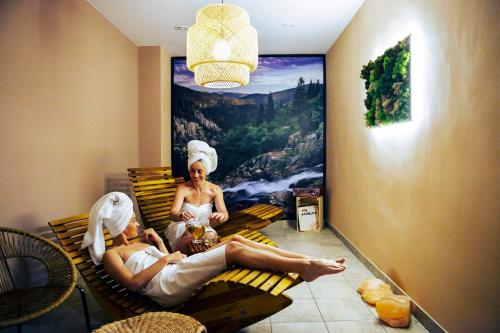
[{"left": 297, "top": 205, "right": 318, "bottom": 231}]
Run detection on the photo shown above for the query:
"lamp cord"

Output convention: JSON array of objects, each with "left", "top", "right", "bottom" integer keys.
[{"left": 220, "top": 0, "right": 225, "bottom": 37}]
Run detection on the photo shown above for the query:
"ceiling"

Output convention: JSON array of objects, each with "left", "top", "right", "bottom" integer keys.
[{"left": 87, "top": 0, "right": 365, "bottom": 56}]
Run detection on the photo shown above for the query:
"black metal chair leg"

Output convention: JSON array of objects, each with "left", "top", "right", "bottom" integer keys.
[
  {"left": 17, "top": 324, "right": 22, "bottom": 333},
  {"left": 75, "top": 284, "right": 91, "bottom": 333}
]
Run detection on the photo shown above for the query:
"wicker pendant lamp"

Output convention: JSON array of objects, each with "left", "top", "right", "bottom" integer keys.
[{"left": 187, "top": 2, "right": 258, "bottom": 88}]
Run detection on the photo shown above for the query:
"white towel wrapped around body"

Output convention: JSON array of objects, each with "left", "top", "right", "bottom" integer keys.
[
  {"left": 124, "top": 245, "right": 227, "bottom": 307},
  {"left": 165, "top": 202, "right": 214, "bottom": 251}
]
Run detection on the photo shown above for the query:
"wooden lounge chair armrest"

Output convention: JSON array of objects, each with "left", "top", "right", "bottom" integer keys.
[{"left": 246, "top": 219, "right": 272, "bottom": 230}]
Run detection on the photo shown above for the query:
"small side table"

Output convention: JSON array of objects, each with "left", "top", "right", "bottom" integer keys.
[
  {"left": 94, "top": 312, "right": 206, "bottom": 333},
  {"left": 293, "top": 188, "right": 324, "bottom": 232}
]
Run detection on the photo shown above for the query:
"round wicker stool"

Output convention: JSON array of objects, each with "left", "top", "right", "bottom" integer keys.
[
  {"left": 94, "top": 312, "right": 206, "bottom": 333},
  {"left": 0, "top": 227, "right": 78, "bottom": 330}
]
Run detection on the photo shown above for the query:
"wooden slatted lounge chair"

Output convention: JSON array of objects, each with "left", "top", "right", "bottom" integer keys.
[
  {"left": 48, "top": 214, "right": 302, "bottom": 333},
  {"left": 127, "top": 167, "right": 285, "bottom": 239}
]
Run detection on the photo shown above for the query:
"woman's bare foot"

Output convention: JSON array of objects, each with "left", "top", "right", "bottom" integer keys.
[{"left": 301, "top": 258, "right": 346, "bottom": 282}]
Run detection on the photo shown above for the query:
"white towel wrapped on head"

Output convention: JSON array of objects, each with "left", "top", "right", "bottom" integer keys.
[
  {"left": 81, "top": 192, "right": 133, "bottom": 265},
  {"left": 187, "top": 140, "right": 217, "bottom": 175}
]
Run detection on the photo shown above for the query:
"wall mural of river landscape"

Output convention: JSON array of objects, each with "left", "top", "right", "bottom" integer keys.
[{"left": 172, "top": 55, "right": 325, "bottom": 218}]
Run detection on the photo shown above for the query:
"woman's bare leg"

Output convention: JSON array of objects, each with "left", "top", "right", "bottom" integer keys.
[
  {"left": 211, "top": 234, "right": 345, "bottom": 264},
  {"left": 230, "top": 234, "right": 308, "bottom": 259},
  {"left": 225, "top": 241, "right": 345, "bottom": 282}
]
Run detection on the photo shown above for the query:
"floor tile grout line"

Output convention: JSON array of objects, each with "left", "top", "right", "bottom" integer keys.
[
  {"left": 343, "top": 274, "right": 380, "bottom": 321},
  {"left": 265, "top": 221, "right": 425, "bottom": 333},
  {"left": 309, "top": 283, "right": 331, "bottom": 332},
  {"left": 325, "top": 223, "right": 441, "bottom": 333}
]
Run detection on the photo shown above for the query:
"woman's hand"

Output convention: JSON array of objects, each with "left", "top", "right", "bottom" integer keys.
[
  {"left": 209, "top": 212, "right": 226, "bottom": 226},
  {"left": 141, "top": 228, "right": 163, "bottom": 246},
  {"left": 164, "top": 251, "right": 186, "bottom": 264},
  {"left": 180, "top": 230, "right": 193, "bottom": 243},
  {"left": 180, "top": 210, "right": 196, "bottom": 221},
  {"left": 171, "top": 231, "right": 193, "bottom": 255}
]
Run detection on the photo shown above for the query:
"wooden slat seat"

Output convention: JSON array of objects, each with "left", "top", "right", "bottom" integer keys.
[
  {"left": 48, "top": 214, "right": 302, "bottom": 332},
  {"left": 127, "top": 167, "right": 285, "bottom": 239}
]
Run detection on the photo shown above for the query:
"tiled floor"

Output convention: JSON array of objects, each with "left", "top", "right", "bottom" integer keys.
[
  {"left": 234, "top": 221, "right": 430, "bottom": 333},
  {"left": 0, "top": 220, "right": 430, "bottom": 332}
]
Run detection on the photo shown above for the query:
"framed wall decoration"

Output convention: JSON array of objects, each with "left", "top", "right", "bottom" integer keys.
[
  {"left": 360, "top": 36, "right": 411, "bottom": 127},
  {"left": 171, "top": 55, "right": 326, "bottom": 218}
]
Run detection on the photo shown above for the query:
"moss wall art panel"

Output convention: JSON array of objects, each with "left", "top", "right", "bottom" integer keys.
[{"left": 360, "top": 36, "right": 411, "bottom": 127}]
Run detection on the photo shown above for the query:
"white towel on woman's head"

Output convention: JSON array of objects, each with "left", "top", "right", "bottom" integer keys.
[
  {"left": 187, "top": 140, "right": 218, "bottom": 175},
  {"left": 81, "top": 192, "right": 133, "bottom": 265}
]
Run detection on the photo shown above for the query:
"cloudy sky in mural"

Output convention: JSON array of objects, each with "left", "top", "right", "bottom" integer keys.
[{"left": 174, "top": 56, "right": 324, "bottom": 94}]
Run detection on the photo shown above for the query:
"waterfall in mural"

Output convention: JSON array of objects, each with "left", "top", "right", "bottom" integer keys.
[{"left": 171, "top": 56, "right": 326, "bottom": 218}]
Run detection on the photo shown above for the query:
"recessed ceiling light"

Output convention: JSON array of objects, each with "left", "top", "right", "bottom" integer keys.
[
  {"left": 281, "top": 23, "right": 295, "bottom": 28},
  {"left": 174, "top": 25, "right": 188, "bottom": 31}
]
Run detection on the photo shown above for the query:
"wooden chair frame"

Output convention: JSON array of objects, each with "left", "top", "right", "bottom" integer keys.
[{"left": 48, "top": 215, "right": 302, "bottom": 333}]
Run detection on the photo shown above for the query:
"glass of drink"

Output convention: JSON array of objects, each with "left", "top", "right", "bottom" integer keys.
[
  {"left": 202, "top": 226, "right": 218, "bottom": 246},
  {"left": 186, "top": 219, "right": 206, "bottom": 244}
]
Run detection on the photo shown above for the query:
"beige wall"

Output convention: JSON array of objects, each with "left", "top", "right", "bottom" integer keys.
[
  {"left": 326, "top": 0, "right": 499, "bottom": 332},
  {"left": 138, "top": 46, "right": 161, "bottom": 166},
  {"left": 138, "top": 46, "right": 172, "bottom": 167},
  {"left": 161, "top": 47, "right": 172, "bottom": 166},
  {"left": 0, "top": 0, "right": 139, "bottom": 231}
]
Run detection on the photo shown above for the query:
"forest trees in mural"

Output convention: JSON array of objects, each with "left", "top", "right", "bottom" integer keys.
[{"left": 172, "top": 56, "right": 325, "bottom": 218}]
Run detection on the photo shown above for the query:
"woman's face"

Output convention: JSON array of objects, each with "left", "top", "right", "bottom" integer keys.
[
  {"left": 189, "top": 160, "right": 206, "bottom": 186},
  {"left": 124, "top": 214, "right": 140, "bottom": 238}
]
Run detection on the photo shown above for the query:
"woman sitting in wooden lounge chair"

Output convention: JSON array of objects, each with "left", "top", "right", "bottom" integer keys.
[
  {"left": 165, "top": 140, "right": 228, "bottom": 253},
  {"left": 81, "top": 192, "right": 346, "bottom": 308}
]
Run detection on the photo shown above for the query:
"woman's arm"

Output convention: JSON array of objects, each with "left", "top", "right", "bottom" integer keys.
[
  {"left": 156, "top": 239, "right": 169, "bottom": 254},
  {"left": 141, "top": 228, "right": 169, "bottom": 254},
  {"left": 103, "top": 250, "right": 185, "bottom": 292},
  {"left": 209, "top": 185, "right": 229, "bottom": 227},
  {"left": 169, "top": 185, "right": 195, "bottom": 221}
]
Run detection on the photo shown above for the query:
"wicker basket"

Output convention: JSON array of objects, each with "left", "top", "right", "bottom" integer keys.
[{"left": 93, "top": 312, "right": 206, "bottom": 333}]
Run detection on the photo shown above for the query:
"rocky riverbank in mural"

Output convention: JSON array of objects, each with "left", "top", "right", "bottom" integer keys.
[{"left": 172, "top": 56, "right": 325, "bottom": 218}]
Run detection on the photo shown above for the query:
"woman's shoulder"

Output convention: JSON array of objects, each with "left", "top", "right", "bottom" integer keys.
[
  {"left": 103, "top": 247, "right": 121, "bottom": 263},
  {"left": 206, "top": 181, "right": 222, "bottom": 192},
  {"left": 178, "top": 181, "right": 189, "bottom": 188},
  {"left": 104, "top": 243, "right": 149, "bottom": 261},
  {"left": 177, "top": 182, "right": 193, "bottom": 192},
  {"left": 207, "top": 182, "right": 223, "bottom": 197},
  {"left": 104, "top": 244, "right": 130, "bottom": 256}
]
